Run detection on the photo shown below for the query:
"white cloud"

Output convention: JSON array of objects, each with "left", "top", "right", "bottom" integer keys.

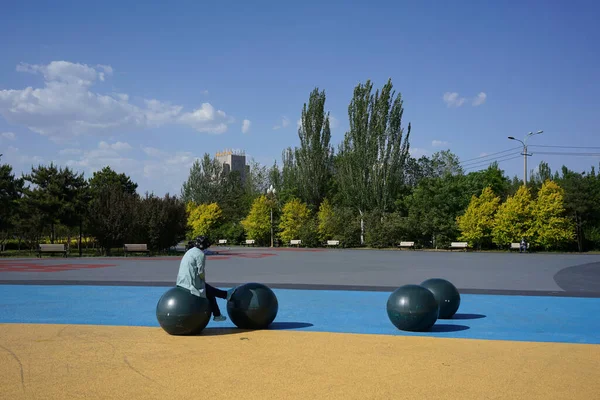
[
  {"left": 443, "top": 92, "right": 466, "bottom": 108},
  {"left": 98, "top": 141, "right": 132, "bottom": 151},
  {"left": 432, "top": 140, "right": 449, "bottom": 147},
  {"left": 1, "top": 145, "right": 44, "bottom": 166},
  {"left": 241, "top": 119, "right": 251, "bottom": 134},
  {"left": 1, "top": 132, "right": 15, "bottom": 140},
  {"left": 273, "top": 116, "right": 290, "bottom": 130},
  {"left": 0, "top": 61, "right": 234, "bottom": 142},
  {"left": 472, "top": 92, "right": 487, "bottom": 106}
]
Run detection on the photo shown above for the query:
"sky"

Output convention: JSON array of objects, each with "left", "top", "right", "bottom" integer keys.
[{"left": 1, "top": 0, "right": 600, "bottom": 196}]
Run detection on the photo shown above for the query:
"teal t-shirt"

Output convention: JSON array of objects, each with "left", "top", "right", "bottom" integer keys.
[{"left": 176, "top": 247, "right": 206, "bottom": 298}]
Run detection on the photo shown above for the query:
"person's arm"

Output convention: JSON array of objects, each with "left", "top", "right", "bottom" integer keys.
[{"left": 196, "top": 250, "right": 206, "bottom": 281}]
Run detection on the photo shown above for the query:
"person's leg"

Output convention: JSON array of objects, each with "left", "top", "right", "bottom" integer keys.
[{"left": 205, "top": 283, "right": 227, "bottom": 321}]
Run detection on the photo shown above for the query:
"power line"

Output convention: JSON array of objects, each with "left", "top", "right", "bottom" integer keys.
[
  {"left": 530, "top": 144, "right": 600, "bottom": 150},
  {"left": 460, "top": 152, "right": 521, "bottom": 168},
  {"left": 463, "top": 154, "right": 522, "bottom": 171},
  {"left": 458, "top": 146, "right": 521, "bottom": 165},
  {"left": 533, "top": 151, "right": 600, "bottom": 156}
]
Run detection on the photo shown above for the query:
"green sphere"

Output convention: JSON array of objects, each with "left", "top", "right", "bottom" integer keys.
[
  {"left": 420, "top": 278, "right": 461, "bottom": 319},
  {"left": 386, "top": 284, "right": 439, "bottom": 332}
]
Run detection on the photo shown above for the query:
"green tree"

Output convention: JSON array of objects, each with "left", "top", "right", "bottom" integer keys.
[
  {"left": 22, "top": 163, "right": 66, "bottom": 243},
  {"left": 0, "top": 155, "right": 24, "bottom": 250},
  {"left": 529, "top": 180, "right": 575, "bottom": 250},
  {"left": 137, "top": 193, "right": 187, "bottom": 251},
  {"left": 241, "top": 195, "right": 272, "bottom": 245},
  {"left": 335, "top": 78, "right": 411, "bottom": 244},
  {"left": 88, "top": 166, "right": 138, "bottom": 196},
  {"left": 278, "top": 198, "right": 311, "bottom": 244},
  {"left": 492, "top": 185, "right": 534, "bottom": 247},
  {"left": 180, "top": 154, "right": 224, "bottom": 205},
  {"left": 86, "top": 186, "right": 139, "bottom": 255},
  {"left": 294, "top": 88, "right": 334, "bottom": 208},
  {"left": 456, "top": 186, "right": 501, "bottom": 249}
]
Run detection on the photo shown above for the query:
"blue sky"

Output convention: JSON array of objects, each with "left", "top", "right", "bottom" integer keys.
[{"left": 1, "top": 1, "right": 599, "bottom": 196}]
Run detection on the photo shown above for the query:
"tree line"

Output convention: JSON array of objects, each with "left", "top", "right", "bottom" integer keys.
[{"left": 1, "top": 78, "right": 600, "bottom": 255}]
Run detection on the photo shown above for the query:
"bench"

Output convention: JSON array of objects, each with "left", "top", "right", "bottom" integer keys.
[
  {"left": 173, "top": 241, "right": 187, "bottom": 252},
  {"left": 38, "top": 243, "right": 68, "bottom": 258},
  {"left": 326, "top": 240, "right": 340, "bottom": 247},
  {"left": 218, "top": 239, "right": 228, "bottom": 246},
  {"left": 510, "top": 242, "right": 528, "bottom": 252},
  {"left": 398, "top": 241, "right": 415, "bottom": 250},
  {"left": 290, "top": 239, "right": 302, "bottom": 247},
  {"left": 124, "top": 244, "right": 150, "bottom": 256},
  {"left": 450, "top": 242, "right": 469, "bottom": 251},
  {"left": 244, "top": 239, "right": 255, "bottom": 247}
]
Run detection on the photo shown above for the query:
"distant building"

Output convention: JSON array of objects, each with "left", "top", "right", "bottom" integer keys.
[{"left": 215, "top": 149, "right": 249, "bottom": 182}]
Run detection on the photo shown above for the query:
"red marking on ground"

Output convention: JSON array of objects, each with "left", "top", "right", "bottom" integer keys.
[
  {"left": 0, "top": 262, "right": 116, "bottom": 273},
  {"left": 271, "top": 248, "right": 325, "bottom": 252}
]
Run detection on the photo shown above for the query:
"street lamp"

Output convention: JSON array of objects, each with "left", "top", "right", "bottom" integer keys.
[
  {"left": 508, "top": 130, "right": 543, "bottom": 186},
  {"left": 266, "top": 185, "right": 277, "bottom": 247}
]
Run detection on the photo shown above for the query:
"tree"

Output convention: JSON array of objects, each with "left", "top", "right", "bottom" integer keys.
[
  {"left": 335, "top": 78, "right": 411, "bottom": 244},
  {"left": 492, "top": 185, "right": 534, "bottom": 247},
  {"left": 88, "top": 166, "right": 138, "bottom": 196},
  {"left": 529, "top": 180, "right": 575, "bottom": 250},
  {"left": 278, "top": 198, "right": 311, "bottom": 244},
  {"left": 317, "top": 198, "right": 336, "bottom": 242},
  {"left": 21, "top": 163, "right": 66, "bottom": 243},
  {"left": 86, "top": 186, "right": 139, "bottom": 255},
  {"left": 0, "top": 155, "right": 24, "bottom": 250},
  {"left": 138, "top": 193, "right": 188, "bottom": 251},
  {"left": 186, "top": 202, "right": 223, "bottom": 240},
  {"left": 456, "top": 186, "right": 501, "bottom": 249},
  {"left": 240, "top": 195, "right": 273, "bottom": 246},
  {"left": 294, "top": 88, "right": 334, "bottom": 208},
  {"left": 181, "top": 154, "right": 224, "bottom": 205}
]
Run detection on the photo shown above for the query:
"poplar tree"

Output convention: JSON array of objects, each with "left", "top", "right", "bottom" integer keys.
[
  {"left": 335, "top": 78, "right": 411, "bottom": 244},
  {"left": 295, "top": 88, "right": 334, "bottom": 208}
]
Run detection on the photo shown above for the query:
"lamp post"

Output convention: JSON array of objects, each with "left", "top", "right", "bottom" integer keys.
[
  {"left": 508, "top": 130, "right": 543, "bottom": 186},
  {"left": 267, "top": 185, "right": 276, "bottom": 247}
]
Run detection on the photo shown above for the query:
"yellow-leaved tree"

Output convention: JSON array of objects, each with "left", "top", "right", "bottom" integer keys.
[
  {"left": 456, "top": 186, "right": 501, "bottom": 249},
  {"left": 279, "top": 198, "right": 311, "bottom": 244},
  {"left": 317, "top": 198, "right": 336, "bottom": 242},
  {"left": 187, "top": 202, "right": 223, "bottom": 238},
  {"left": 241, "top": 195, "right": 272, "bottom": 245},
  {"left": 492, "top": 185, "right": 534, "bottom": 247},
  {"left": 529, "top": 180, "right": 575, "bottom": 249}
]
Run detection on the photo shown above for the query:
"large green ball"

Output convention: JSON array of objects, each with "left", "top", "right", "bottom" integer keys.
[
  {"left": 420, "top": 278, "right": 461, "bottom": 319},
  {"left": 156, "top": 286, "right": 211, "bottom": 335},
  {"left": 386, "top": 284, "right": 439, "bottom": 332},
  {"left": 227, "top": 282, "right": 278, "bottom": 329}
]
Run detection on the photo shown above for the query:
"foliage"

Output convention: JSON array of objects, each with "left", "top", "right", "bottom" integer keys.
[
  {"left": 278, "top": 198, "right": 311, "bottom": 244},
  {"left": 491, "top": 185, "right": 534, "bottom": 247},
  {"left": 335, "top": 78, "right": 411, "bottom": 244},
  {"left": 529, "top": 180, "right": 575, "bottom": 250},
  {"left": 186, "top": 202, "right": 223, "bottom": 240},
  {"left": 456, "top": 186, "right": 501, "bottom": 248},
  {"left": 294, "top": 87, "right": 334, "bottom": 208},
  {"left": 0, "top": 156, "right": 24, "bottom": 247},
  {"left": 181, "top": 154, "right": 225, "bottom": 205},
  {"left": 137, "top": 193, "right": 188, "bottom": 251},
  {"left": 240, "top": 195, "right": 272, "bottom": 245},
  {"left": 316, "top": 198, "right": 336, "bottom": 241}
]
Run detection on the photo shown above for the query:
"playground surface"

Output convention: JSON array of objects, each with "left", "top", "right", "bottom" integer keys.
[{"left": 1, "top": 247, "right": 600, "bottom": 399}]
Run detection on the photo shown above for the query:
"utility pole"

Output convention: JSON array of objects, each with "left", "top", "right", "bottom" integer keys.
[{"left": 508, "top": 130, "right": 543, "bottom": 186}]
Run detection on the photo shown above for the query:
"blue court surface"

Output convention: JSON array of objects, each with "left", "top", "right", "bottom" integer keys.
[{"left": 1, "top": 284, "right": 599, "bottom": 344}]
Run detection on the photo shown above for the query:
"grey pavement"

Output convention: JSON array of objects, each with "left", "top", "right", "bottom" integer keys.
[{"left": 1, "top": 247, "right": 600, "bottom": 295}]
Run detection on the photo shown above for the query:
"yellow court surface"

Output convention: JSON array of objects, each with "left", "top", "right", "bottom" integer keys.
[{"left": 1, "top": 323, "right": 599, "bottom": 400}]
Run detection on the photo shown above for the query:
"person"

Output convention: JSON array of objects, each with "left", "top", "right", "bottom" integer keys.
[
  {"left": 520, "top": 237, "right": 528, "bottom": 253},
  {"left": 176, "top": 236, "right": 235, "bottom": 322}
]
